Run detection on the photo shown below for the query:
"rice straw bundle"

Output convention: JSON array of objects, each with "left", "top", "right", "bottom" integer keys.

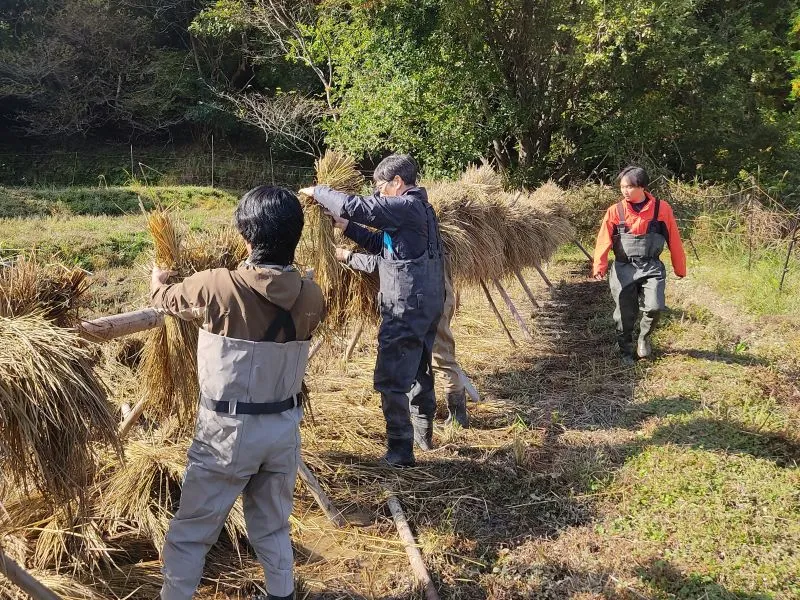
[
  {"left": 0, "top": 257, "right": 90, "bottom": 326},
  {"left": 181, "top": 227, "right": 248, "bottom": 274},
  {"left": 96, "top": 429, "right": 246, "bottom": 554},
  {"left": 427, "top": 169, "right": 574, "bottom": 284},
  {"left": 0, "top": 313, "right": 121, "bottom": 503},
  {"left": 139, "top": 209, "right": 199, "bottom": 427},
  {"left": 0, "top": 569, "right": 102, "bottom": 600},
  {"left": 299, "top": 150, "right": 378, "bottom": 332},
  {"left": 0, "top": 491, "right": 111, "bottom": 572}
]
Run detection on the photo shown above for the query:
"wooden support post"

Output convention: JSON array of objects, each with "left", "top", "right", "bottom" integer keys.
[
  {"left": 533, "top": 264, "right": 554, "bottom": 289},
  {"left": 119, "top": 397, "right": 147, "bottom": 437},
  {"left": 0, "top": 548, "right": 62, "bottom": 600},
  {"left": 513, "top": 269, "right": 540, "bottom": 310},
  {"left": 573, "top": 239, "right": 593, "bottom": 262},
  {"left": 297, "top": 461, "right": 346, "bottom": 527},
  {"left": 492, "top": 279, "right": 533, "bottom": 342},
  {"left": 479, "top": 280, "right": 516, "bottom": 347},
  {"left": 343, "top": 322, "right": 364, "bottom": 362},
  {"left": 386, "top": 493, "right": 440, "bottom": 600}
]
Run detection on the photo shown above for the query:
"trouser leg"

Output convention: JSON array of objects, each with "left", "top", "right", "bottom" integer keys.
[
  {"left": 637, "top": 273, "right": 666, "bottom": 357},
  {"left": 161, "top": 458, "right": 246, "bottom": 600},
  {"left": 243, "top": 430, "right": 299, "bottom": 598},
  {"left": 609, "top": 263, "right": 639, "bottom": 356},
  {"left": 431, "top": 275, "right": 462, "bottom": 395},
  {"left": 409, "top": 319, "right": 438, "bottom": 449}
]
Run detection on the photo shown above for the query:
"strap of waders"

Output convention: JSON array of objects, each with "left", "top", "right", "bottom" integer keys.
[{"left": 615, "top": 201, "right": 628, "bottom": 235}]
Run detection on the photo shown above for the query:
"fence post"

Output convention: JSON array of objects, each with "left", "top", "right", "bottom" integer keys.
[{"left": 211, "top": 134, "right": 215, "bottom": 188}]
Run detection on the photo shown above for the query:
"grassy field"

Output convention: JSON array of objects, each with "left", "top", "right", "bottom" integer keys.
[{"left": 0, "top": 186, "right": 798, "bottom": 599}]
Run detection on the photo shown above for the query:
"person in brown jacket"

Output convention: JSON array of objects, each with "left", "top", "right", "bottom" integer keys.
[{"left": 150, "top": 186, "right": 325, "bottom": 600}]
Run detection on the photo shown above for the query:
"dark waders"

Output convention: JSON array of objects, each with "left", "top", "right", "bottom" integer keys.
[
  {"left": 374, "top": 203, "right": 445, "bottom": 466},
  {"left": 609, "top": 200, "right": 667, "bottom": 359}
]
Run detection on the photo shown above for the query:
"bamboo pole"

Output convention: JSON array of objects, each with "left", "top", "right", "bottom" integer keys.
[
  {"left": 573, "top": 239, "right": 593, "bottom": 262},
  {"left": 479, "top": 281, "right": 516, "bottom": 347},
  {"left": 297, "top": 461, "right": 345, "bottom": 527},
  {"left": 343, "top": 322, "right": 364, "bottom": 362},
  {"left": 492, "top": 279, "right": 533, "bottom": 342},
  {"left": 513, "top": 270, "right": 540, "bottom": 310},
  {"left": 77, "top": 308, "right": 163, "bottom": 342},
  {"left": 385, "top": 493, "right": 440, "bottom": 600},
  {"left": 0, "top": 548, "right": 62, "bottom": 600},
  {"left": 533, "top": 264, "right": 554, "bottom": 289}
]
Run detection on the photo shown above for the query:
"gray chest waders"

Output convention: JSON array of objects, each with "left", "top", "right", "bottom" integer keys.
[
  {"left": 161, "top": 298, "right": 307, "bottom": 600},
  {"left": 609, "top": 199, "right": 668, "bottom": 355},
  {"left": 374, "top": 203, "right": 445, "bottom": 464}
]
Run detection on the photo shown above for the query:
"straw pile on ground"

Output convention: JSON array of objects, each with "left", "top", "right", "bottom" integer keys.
[
  {"left": 427, "top": 165, "right": 575, "bottom": 284},
  {"left": 0, "top": 258, "right": 120, "bottom": 504},
  {"left": 298, "top": 150, "right": 379, "bottom": 333}
]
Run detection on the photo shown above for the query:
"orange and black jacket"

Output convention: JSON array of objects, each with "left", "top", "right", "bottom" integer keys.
[{"left": 592, "top": 191, "right": 687, "bottom": 278}]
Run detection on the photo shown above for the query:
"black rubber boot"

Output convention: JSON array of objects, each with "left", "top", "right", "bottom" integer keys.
[
  {"left": 444, "top": 390, "right": 470, "bottom": 428},
  {"left": 252, "top": 593, "right": 293, "bottom": 600},
  {"left": 383, "top": 437, "right": 415, "bottom": 467},
  {"left": 411, "top": 414, "right": 434, "bottom": 451}
]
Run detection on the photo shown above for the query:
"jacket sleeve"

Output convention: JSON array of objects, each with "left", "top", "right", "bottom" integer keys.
[
  {"left": 592, "top": 206, "right": 616, "bottom": 277},
  {"left": 314, "top": 185, "right": 405, "bottom": 231},
  {"left": 347, "top": 252, "right": 380, "bottom": 273},
  {"left": 663, "top": 205, "right": 687, "bottom": 277},
  {"left": 343, "top": 221, "right": 383, "bottom": 254},
  {"left": 151, "top": 270, "right": 212, "bottom": 321}
]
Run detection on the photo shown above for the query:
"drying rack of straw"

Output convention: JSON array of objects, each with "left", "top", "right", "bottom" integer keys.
[{"left": 0, "top": 154, "right": 576, "bottom": 600}]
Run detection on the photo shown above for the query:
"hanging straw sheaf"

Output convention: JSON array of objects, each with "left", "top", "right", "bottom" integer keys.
[
  {"left": 299, "top": 150, "right": 379, "bottom": 332},
  {"left": 427, "top": 167, "right": 575, "bottom": 284},
  {"left": 139, "top": 209, "right": 200, "bottom": 428},
  {"left": 0, "top": 256, "right": 90, "bottom": 326},
  {"left": 181, "top": 226, "right": 248, "bottom": 274},
  {"left": 0, "top": 313, "right": 121, "bottom": 504}
]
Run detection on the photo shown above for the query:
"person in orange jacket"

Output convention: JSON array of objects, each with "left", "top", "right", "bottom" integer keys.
[{"left": 593, "top": 166, "right": 687, "bottom": 364}]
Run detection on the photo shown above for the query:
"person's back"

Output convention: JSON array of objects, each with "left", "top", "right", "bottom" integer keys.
[
  {"left": 301, "top": 154, "right": 445, "bottom": 466},
  {"left": 151, "top": 186, "right": 325, "bottom": 600}
]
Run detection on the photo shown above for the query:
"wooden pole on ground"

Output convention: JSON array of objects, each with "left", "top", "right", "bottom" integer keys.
[
  {"left": 78, "top": 309, "right": 344, "bottom": 527},
  {"left": 513, "top": 270, "right": 540, "bottom": 310},
  {"left": 343, "top": 322, "right": 364, "bottom": 362},
  {"left": 533, "top": 264, "right": 554, "bottom": 289},
  {"left": 385, "top": 493, "right": 440, "bottom": 600},
  {"left": 297, "top": 461, "right": 345, "bottom": 527},
  {"left": 573, "top": 239, "right": 593, "bottom": 262},
  {"left": 0, "top": 548, "right": 62, "bottom": 600},
  {"left": 478, "top": 281, "right": 516, "bottom": 347},
  {"left": 492, "top": 279, "right": 533, "bottom": 342}
]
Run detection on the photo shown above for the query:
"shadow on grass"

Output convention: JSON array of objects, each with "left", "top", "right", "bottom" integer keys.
[
  {"left": 639, "top": 558, "right": 774, "bottom": 600},
  {"left": 648, "top": 415, "right": 800, "bottom": 467}
]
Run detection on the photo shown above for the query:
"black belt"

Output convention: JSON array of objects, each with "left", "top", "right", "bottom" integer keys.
[{"left": 201, "top": 394, "right": 300, "bottom": 415}]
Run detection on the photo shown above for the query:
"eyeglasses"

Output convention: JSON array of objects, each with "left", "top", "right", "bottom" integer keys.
[{"left": 374, "top": 180, "right": 390, "bottom": 193}]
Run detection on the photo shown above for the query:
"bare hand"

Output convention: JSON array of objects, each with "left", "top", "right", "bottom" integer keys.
[
  {"left": 299, "top": 186, "right": 316, "bottom": 198},
  {"left": 151, "top": 265, "right": 177, "bottom": 293},
  {"left": 326, "top": 211, "right": 349, "bottom": 231},
  {"left": 593, "top": 272, "right": 605, "bottom": 280},
  {"left": 335, "top": 247, "right": 352, "bottom": 262}
]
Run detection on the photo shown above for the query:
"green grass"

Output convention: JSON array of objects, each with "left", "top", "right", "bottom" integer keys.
[{"left": 0, "top": 185, "right": 238, "bottom": 218}]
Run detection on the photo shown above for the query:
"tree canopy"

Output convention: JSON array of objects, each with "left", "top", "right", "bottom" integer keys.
[{"left": 1, "top": 0, "right": 799, "bottom": 189}]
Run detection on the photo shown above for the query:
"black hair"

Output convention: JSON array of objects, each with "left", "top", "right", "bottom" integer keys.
[
  {"left": 234, "top": 185, "right": 304, "bottom": 265},
  {"left": 618, "top": 166, "right": 649, "bottom": 188},
  {"left": 373, "top": 154, "right": 418, "bottom": 186}
]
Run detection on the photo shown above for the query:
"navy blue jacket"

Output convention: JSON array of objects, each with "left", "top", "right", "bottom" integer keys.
[{"left": 313, "top": 186, "right": 433, "bottom": 264}]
